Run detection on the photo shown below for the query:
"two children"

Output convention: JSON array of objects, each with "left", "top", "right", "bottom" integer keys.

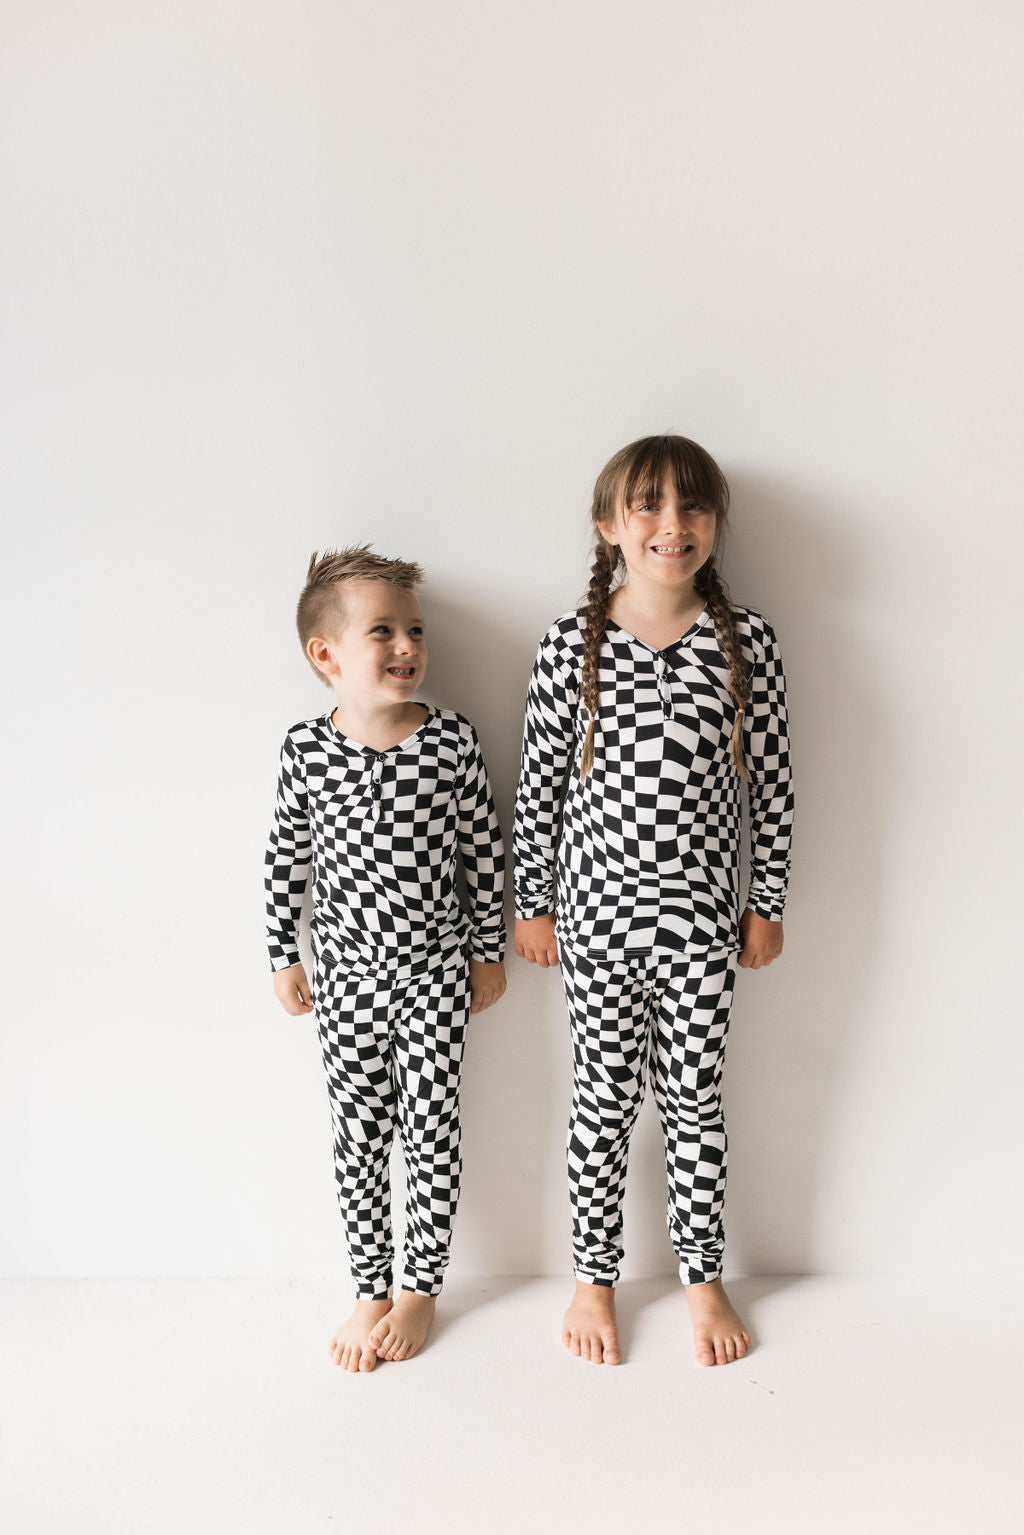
[{"left": 265, "top": 435, "right": 794, "bottom": 1372}]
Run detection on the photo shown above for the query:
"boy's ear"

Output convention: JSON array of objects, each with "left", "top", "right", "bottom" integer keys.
[{"left": 306, "top": 636, "right": 338, "bottom": 678}]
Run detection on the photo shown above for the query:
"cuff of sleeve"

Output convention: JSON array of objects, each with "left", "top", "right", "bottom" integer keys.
[
  {"left": 469, "top": 944, "right": 506, "bottom": 964},
  {"left": 514, "top": 894, "right": 556, "bottom": 921},
  {"left": 745, "top": 895, "right": 786, "bottom": 923},
  {"left": 270, "top": 951, "right": 302, "bottom": 972}
]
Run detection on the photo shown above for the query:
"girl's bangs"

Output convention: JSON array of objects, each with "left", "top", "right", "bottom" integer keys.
[{"left": 620, "top": 438, "right": 728, "bottom": 514}]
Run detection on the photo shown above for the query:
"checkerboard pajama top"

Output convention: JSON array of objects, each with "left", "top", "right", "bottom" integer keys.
[
  {"left": 265, "top": 704, "right": 506, "bottom": 976},
  {"left": 512, "top": 605, "right": 793, "bottom": 953}
]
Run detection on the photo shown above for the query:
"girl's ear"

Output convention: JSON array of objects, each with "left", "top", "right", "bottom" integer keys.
[{"left": 596, "top": 516, "right": 620, "bottom": 548}]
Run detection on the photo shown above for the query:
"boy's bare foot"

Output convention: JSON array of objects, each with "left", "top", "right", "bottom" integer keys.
[
  {"left": 368, "top": 1291, "right": 436, "bottom": 1361},
  {"left": 683, "top": 1277, "right": 750, "bottom": 1365},
  {"left": 562, "top": 1279, "right": 621, "bottom": 1364},
  {"left": 328, "top": 1298, "right": 393, "bottom": 1372}
]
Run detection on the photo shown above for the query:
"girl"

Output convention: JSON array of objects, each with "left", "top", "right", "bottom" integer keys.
[{"left": 513, "top": 434, "right": 794, "bottom": 1368}]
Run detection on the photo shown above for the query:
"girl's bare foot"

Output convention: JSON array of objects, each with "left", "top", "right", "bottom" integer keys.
[
  {"left": 328, "top": 1298, "right": 393, "bottom": 1372},
  {"left": 562, "top": 1279, "right": 621, "bottom": 1364},
  {"left": 683, "top": 1277, "right": 750, "bottom": 1365},
  {"left": 368, "top": 1291, "right": 436, "bottom": 1361}
]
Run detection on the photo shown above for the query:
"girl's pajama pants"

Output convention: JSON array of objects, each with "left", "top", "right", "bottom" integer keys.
[
  {"left": 559, "top": 942, "right": 739, "bottom": 1288},
  {"left": 312, "top": 947, "right": 471, "bottom": 1300}
]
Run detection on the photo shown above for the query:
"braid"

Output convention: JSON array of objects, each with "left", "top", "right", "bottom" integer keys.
[
  {"left": 579, "top": 542, "right": 616, "bottom": 782},
  {"left": 698, "top": 563, "right": 752, "bottom": 781}
]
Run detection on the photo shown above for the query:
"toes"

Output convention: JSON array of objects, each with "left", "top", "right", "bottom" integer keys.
[
  {"left": 695, "top": 1335, "right": 716, "bottom": 1366},
  {"left": 604, "top": 1346, "right": 621, "bottom": 1365},
  {"left": 358, "top": 1348, "right": 377, "bottom": 1372},
  {"left": 374, "top": 1327, "right": 394, "bottom": 1357},
  {"left": 590, "top": 1337, "right": 603, "bottom": 1365}
]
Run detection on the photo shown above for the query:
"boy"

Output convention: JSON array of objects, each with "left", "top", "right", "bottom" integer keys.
[{"left": 266, "top": 545, "right": 506, "bottom": 1371}]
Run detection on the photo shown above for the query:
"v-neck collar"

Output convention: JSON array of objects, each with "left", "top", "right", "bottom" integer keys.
[
  {"left": 323, "top": 702, "right": 433, "bottom": 755},
  {"left": 605, "top": 607, "right": 710, "bottom": 656}
]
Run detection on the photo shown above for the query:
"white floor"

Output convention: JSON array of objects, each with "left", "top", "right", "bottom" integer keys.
[{"left": 2, "top": 1274, "right": 1020, "bottom": 1535}]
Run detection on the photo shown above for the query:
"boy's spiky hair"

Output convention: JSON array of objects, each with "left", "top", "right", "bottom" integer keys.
[{"left": 297, "top": 543, "right": 424, "bottom": 687}]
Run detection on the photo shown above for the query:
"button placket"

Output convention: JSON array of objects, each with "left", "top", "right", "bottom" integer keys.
[
  {"left": 654, "top": 653, "right": 673, "bottom": 718},
  {"left": 367, "top": 752, "right": 384, "bottom": 821}
]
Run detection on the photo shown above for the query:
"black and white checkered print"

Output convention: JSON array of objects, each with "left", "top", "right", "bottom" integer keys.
[
  {"left": 513, "top": 605, "right": 794, "bottom": 954},
  {"left": 560, "top": 941, "right": 738, "bottom": 1287},
  {"left": 314, "top": 947, "right": 472, "bottom": 1298},
  {"left": 266, "top": 704, "right": 506, "bottom": 975}
]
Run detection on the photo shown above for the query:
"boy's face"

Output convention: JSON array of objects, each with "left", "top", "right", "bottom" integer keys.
[{"left": 308, "top": 580, "right": 427, "bottom": 705}]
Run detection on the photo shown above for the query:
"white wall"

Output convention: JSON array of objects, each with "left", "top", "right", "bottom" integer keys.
[{"left": 3, "top": 0, "right": 1021, "bottom": 1280}]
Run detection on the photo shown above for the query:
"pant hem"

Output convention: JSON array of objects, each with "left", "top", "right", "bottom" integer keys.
[{"left": 678, "top": 1266, "right": 724, "bottom": 1287}]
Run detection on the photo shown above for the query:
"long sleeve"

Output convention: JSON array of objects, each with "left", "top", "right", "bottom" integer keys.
[
  {"left": 742, "top": 619, "right": 794, "bottom": 921},
  {"left": 512, "top": 635, "right": 577, "bottom": 920},
  {"left": 456, "top": 722, "right": 507, "bottom": 962},
  {"left": 265, "top": 733, "right": 312, "bottom": 971}
]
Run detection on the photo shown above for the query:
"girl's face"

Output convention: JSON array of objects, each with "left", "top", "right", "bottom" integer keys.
[{"left": 599, "top": 468, "right": 717, "bottom": 588}]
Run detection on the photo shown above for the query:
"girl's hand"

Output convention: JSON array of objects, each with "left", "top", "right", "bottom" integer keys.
[
  {"left": 469, "top": 958, "right": 507, "bottom": 1015},
  {"left": 738, "top": 910, "right": 784, "bottom": 970},
  {"left": 272, "top": 963, "right": 315, "bottom": 1014},
  {"left": 514, "top": 914, "right": 559, "bottom": 968}
]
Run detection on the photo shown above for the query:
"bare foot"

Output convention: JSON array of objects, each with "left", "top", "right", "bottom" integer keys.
[
  {"left": 368, "top": 1291, "right": 436, "bottom": 1361},
  {"left": 328, "top": 1298, "right": 393, "bottom": 1372},
  {"left": 562, "top": 1279, "right": 621, "bottom": 1364},
  {"left": 683, "top": 1277, "right": 750, "bottom": 1366}
]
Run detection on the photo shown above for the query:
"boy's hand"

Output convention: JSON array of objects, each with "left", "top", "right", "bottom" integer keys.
[
  {"left": 738, "top": 909, "right": 784, "bottom": 970},
  {"left": 469, "top": 959, "right": 506, "bottom": 1015},
  {"left": 514, "top": 913, "right": 559, "bottom": 968},
  {"left": 272, "top": 963, "right": 315, "bottom": 1015}
]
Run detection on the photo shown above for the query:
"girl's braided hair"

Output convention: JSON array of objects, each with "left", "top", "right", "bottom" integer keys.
[{"left": 579, "top": 435, "right": 751, "bottom": 783}]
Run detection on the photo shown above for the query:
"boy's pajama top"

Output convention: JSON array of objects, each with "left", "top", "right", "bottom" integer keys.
[
  {"left": 266, "top": 703, "right": 506, "bottom": 1297},
  {"left": 513, "top": 604, "right": 794, "bottom": 1285}
]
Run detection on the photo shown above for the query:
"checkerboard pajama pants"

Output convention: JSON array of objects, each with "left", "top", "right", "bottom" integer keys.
[
  {"left": 559, "top": 943, "right": 739, "bottom": 1288},
  {"left": 313, "top": 949, "right": 471, "bottom": 1300}
]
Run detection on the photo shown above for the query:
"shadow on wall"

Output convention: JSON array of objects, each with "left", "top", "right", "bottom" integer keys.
[
  {"left": 723, "top": 470, "right": 882, "bottom": 1277},
  {"left": 419, "top": 586, "right": 572, "bottom": 1277}
]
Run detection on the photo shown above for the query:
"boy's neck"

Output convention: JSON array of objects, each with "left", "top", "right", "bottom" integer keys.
[{"left": 329, "top": 696, "right": 428, "bottom": 752}]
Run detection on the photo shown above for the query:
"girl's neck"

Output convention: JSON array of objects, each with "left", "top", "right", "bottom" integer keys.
[{"left": 610, "top": 574, "right": 705, "bottom": 629}]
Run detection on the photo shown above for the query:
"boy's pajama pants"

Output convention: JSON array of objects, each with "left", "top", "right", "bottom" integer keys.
[
  {"left": 558, "top": 942, "right": 739, "bottom": 1288},
  {"left": 312, "top": 946, "right": 472, "bottom": 1300}
]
